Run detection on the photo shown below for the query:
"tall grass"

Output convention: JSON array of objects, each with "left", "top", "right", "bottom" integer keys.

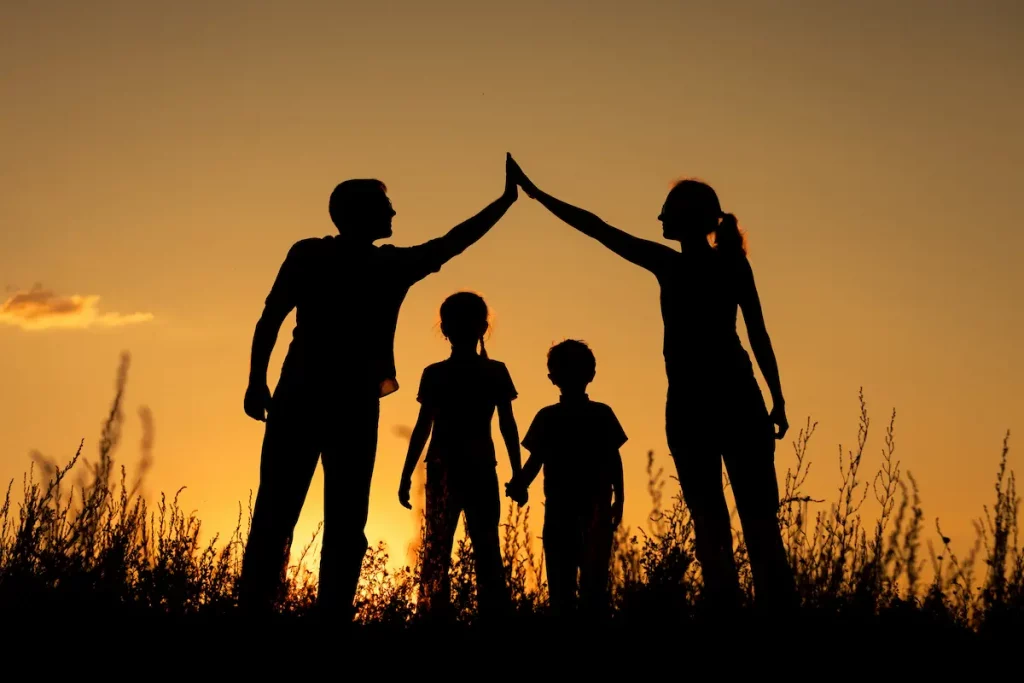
[{"left": 2, "top": 357, "right": 1020, "bottom": 638}]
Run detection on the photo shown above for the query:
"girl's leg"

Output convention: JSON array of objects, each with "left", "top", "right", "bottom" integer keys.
[
  {"left": 462, "top": 467, "right": 510, "bottom": 618},
  {"left": 421, "top": 463, "right": 459, "bottom": 616}
]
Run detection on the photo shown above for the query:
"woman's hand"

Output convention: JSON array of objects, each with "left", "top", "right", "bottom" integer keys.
[{"left": 398, "top": 475, "right": 412, "bottom": 510}]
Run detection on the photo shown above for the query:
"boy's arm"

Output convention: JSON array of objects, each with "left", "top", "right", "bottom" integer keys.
[
  {"left": 398, "top": 404, "right": 433, "bottom": 509},
  {"left": 497, "top": 401, "right": 522, "bottom": 478},
  {"left": 517, "top": 451, "right": 544, "bottom": 488}
]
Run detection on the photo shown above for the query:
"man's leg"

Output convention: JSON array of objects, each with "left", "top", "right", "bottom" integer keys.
[
  {"left": 318, "top": 395, "right": 379, "bottom": 618},
  {"left": 239, "top": 396, "right": 320, "bottom": 613},
  {"left": 462, "top": 467, "right": 510, "bottom": 619}
]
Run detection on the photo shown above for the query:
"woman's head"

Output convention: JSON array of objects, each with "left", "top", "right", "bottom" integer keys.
[
  {"left": 658, "top": 179, "right": 746, "bottom": 255},
  {"left": 439, "top": 291, "right": 490, "bottom": 356}
]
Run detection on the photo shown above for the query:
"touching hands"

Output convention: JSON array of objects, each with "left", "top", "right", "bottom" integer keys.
[
  {"left": 506, "top": 154, "right": 539, "bottom": 198},
  {"left": 244, "top": 382, "right": 272, "bottom": 422},
  {"left": 505, "top": 480, "right": 528, "bottom": 506}
]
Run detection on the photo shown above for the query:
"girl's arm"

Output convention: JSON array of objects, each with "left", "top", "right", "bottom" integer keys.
[
  {"left": 736, "top": 257, "right": 788, "bottom": 439},
  {"left": 398, "top": 404, "right": 434, "bottom": 509},
  {"left": 508, "top": 155, "right": 674, "bottom": 274},
  {"left": 497, "top": 401, "right": 522, "bottom": 478}
]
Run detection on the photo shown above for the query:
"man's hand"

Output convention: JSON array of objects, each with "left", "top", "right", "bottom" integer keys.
[
  {"left": 398, "top": 476, "right": 412, "bottom": 510},
  {"left": 770, "top": 403, "right": 789, "bottom": 440},
  {"left": 244, "top": 382, "right": 272, "bottom": 422},
  {"left": 503, "top": 152, "right": 519, "bottom": 202}
]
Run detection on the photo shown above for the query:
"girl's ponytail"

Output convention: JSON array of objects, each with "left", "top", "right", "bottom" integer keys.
[{"left": 479, "top": 334, "right": 489, "bottom": 359}]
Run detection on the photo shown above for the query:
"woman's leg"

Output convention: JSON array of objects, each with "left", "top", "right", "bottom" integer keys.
[
  {"left": 666, "top": 389, "right": 741, "bottom": 608},
  {"left": 722, "top": 389, "right": 798, "bottom": 611}
]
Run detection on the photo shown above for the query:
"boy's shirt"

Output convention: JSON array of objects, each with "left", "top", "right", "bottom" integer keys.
[
  {"left": 521, "top": 395, "right": 627, "bottom": 507},
  {"left": 417, "top": 355, "right": 518, "bottom": 469}
]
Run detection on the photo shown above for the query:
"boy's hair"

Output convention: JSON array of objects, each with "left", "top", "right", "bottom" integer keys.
[{"left": 547, "top": 339, "right": 596, "bottom": 388}]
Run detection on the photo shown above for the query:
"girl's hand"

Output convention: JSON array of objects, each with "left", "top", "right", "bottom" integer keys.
[{"left": 398, "top": 475, "right": 412, "bottom": 510}]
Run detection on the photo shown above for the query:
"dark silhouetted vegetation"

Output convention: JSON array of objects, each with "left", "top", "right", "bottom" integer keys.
[{"left": 2, "top": 356, "right": 1019, "bottom": 654}]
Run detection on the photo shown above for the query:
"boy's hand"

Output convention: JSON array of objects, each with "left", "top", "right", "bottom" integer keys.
[
  {"left": 244, "top": 382, "right": 272, "bottom": 422},
  {"left": 398, "top": 476, "right": 412, "bottom": 510},
  {"left": 611, "top": 498, "right": 624, "bottom": 528}
]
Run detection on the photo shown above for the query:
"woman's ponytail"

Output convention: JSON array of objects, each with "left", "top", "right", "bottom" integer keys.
[
  {"left": 715, "top": 212, "right": 747, "bottom": 256},
  {"left": 479, "top": 335, "right": 489, "bottom": 359}
]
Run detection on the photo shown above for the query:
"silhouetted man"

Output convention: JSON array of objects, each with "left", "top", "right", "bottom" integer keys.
[{"left": 239, "top": 154, "right": 518, "bottom": 617}]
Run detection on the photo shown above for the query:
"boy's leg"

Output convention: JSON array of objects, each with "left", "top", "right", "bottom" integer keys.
[
  {"left": 239, "top": 394, "right": 321, "bottom": 613},
  {"left": 722, "top": 414, "right": 798, "bottom": 612},
  {"left": 420, "top": 462, "right": 459, "bottom": 616},
  {"left": 667, "top": 393, "right": 741, "bottom": 609},
  {"left": 579, "top": 500, "right": 614, "bottom": 619},
  {"left": 318, "top": 394, "right": 380, "bottom": 618},
  {"left": 543, "top": 506, "right": 580, "bottom": 618},
  {"left": 462, "top": 467, "right": 510, "bottom": 618}
]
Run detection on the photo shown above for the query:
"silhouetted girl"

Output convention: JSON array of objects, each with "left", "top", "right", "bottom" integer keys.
[
  {"left": 398, "top": 291, "right": 521, "bottom": 618},
  {"left": 508, "top": 156, "right": 797, "bottom": 610}
]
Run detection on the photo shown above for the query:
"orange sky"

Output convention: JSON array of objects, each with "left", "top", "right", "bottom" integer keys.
[{"left": 2, "top": 1, "right": 1022, "bottom": 572}]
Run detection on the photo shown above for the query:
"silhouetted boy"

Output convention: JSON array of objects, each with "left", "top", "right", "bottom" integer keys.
[
  {"left": 506, "top": 340, "right": 626, "bottom": 618},
  {"left": 239, "top": 155, "right": 519, "bottom": 617}
]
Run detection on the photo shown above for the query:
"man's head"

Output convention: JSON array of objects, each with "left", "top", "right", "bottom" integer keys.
[
  {"left": 328, "top": 179, "right": 396, "bottom": 241},
  {"left": 546, "top": 339, "right": 597, "bottom": 394}
]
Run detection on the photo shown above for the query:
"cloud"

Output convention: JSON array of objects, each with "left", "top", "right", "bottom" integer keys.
[{"left": 0, "top": 286, "right": 154, "bottom": 331}]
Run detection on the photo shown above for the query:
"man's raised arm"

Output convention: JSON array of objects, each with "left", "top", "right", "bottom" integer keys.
[{"left": 432, "top": 154, "right": 518, "bottom": 263}]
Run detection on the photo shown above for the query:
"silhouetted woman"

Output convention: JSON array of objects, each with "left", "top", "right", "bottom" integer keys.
[
  {"left": 508, "top": 156, "right": 796, "bottom": 610},
  {"left": 398, "top": 291, "right": 521, "bottom": 619}
]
